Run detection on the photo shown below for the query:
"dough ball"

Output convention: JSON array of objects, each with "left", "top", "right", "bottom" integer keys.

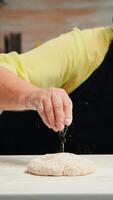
[{"left": 26, "top": 153, "right": 96, "bottom": 176}]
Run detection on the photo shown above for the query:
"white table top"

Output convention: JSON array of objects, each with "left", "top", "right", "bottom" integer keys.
[{"left": 0, "top": 155, "right": 113, "bottom": 200}]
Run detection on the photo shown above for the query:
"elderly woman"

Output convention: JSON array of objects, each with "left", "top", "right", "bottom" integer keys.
[{"left": 0, "top": 26, "right": 113, "bottom": 154}]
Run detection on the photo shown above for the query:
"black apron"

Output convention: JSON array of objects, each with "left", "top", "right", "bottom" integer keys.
[{"left": 0, "top": 42, "right": 113, "bottom": 155}]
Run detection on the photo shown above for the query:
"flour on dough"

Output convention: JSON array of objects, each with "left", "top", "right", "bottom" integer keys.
[{"left": 26, "top": 153, "right": 96, "bottom": 176}]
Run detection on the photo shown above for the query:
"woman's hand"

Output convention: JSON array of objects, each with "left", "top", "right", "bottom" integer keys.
[{"left": 26, "top": 87, "right": 73, "bottom": 132}]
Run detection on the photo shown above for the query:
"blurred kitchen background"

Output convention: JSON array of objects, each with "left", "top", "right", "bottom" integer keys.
[
  {"left": 0, "top": 0, "right": 113, "bottom": 53},
  {"left": 0, "top": 0, "right": 113, "bottom": 155}
]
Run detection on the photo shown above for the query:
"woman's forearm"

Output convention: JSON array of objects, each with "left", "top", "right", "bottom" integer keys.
[{"left": 0, "top": 67, "right": 38, "bottom": 111}]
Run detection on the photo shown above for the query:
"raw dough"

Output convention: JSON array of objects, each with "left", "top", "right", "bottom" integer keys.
[{"left": 26, "top": 153, "right": 96, "bottom": 176}]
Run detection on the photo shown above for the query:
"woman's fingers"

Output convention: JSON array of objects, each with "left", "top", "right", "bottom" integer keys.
[
  {"left": 30, "top": 90, "right": 57, "bottom": 131},
  {"left": 43, "top": 96, "right": 57, "bottom": 131},
  {"left": 26, "top": 87, "right": 73, "bottom": 132},
  {"left": 51, "top": 88, "right": 73, "bottom": 131},
  {"left": 34, "top": 99, "right": 51, "bottom": 129},
  {"left": 62, "top": 93, "right": 73, "bottom": 126},
  {"left": 52, "top": 92, "right": 65, "bottom": 131}
]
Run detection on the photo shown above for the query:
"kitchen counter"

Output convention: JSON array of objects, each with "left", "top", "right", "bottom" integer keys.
[{"left": 0, "top": 155, "right": 113, "bottom": 200}]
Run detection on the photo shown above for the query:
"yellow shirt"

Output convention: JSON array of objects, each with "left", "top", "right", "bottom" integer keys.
[{"left": 0, "top": 27, "right": 113, "bottom": 94}]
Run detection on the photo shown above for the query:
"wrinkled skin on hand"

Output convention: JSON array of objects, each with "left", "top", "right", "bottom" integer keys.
[{"left": 26, "top": 87, "right": 73, "bottom": 132}]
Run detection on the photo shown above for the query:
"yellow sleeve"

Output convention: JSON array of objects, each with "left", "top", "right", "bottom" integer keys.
[
  {"left": 20, "top": 28, "right": 81, "bottom": 89},
  {"left": 0, "top": 27, "right": 113, "bottom": 94},
  {"left": 0, "top": 51, "right": 29, "bottom": 82},
  {"left": 20, "top": 26, "right": 113, "bottom": 93},
  {"left": 62, "top": 27, "right": 113, "bottom": 93}
]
